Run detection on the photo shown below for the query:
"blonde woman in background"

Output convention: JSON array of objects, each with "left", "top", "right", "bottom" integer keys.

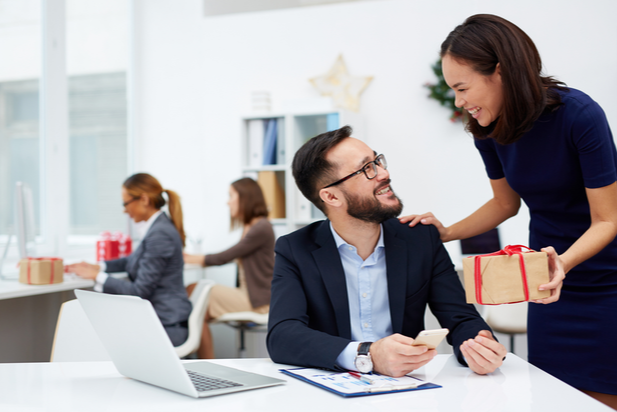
[
  {"left": 67, "top": 173, "right": 192, "bottom": 346},
  {"left": 184, "top": 177, "right": 274, "bottom": 359}
]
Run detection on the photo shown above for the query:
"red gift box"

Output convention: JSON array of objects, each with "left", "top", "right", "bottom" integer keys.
[
  {"left": 97, "top": 231, "right": 132, "bottom": 261},
  {"left": 116, "top": 231, "right": 132, "bottom": 258},
  {"left": 96, "top": 231, "right": 119, "bottom": 261}
]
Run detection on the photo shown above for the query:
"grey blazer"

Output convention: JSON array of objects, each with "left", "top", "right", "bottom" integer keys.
[{"left": 103, "top": 213, "right": 192, "bottom": 346}]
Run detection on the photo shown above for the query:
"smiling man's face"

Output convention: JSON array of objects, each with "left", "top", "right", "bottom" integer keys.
[{"left": 326, "top": 137, "right": 402, "bottom": 223}]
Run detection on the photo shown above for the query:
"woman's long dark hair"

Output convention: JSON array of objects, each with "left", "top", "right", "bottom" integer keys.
[
  {"left": 441, "top": 14, "right": 566, "bottom": 145},
  {"left": 230, "top": 177, "right": 268, "bottom": 229}
]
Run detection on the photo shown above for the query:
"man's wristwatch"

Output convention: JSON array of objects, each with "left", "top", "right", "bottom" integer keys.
[{"left": 354, "top": 342, "right": 373, "bottom": 373}]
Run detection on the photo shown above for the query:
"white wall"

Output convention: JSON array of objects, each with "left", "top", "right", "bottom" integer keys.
[{"left": 133, "top": 0, "right": 617, "bottom": 262}]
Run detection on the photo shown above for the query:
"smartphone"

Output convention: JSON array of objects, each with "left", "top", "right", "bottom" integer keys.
[{"left": 411, "top": 328, "right": 449, "bottom": 349}]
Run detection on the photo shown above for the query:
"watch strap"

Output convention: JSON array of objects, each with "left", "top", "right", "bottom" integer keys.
[{"left": 358, "top": 342, "right": 372, "bottom": 356}]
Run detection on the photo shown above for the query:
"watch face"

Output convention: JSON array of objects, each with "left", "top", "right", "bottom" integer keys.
[{"left": 355, "top": 355, "right": 373, "bottom": 373}]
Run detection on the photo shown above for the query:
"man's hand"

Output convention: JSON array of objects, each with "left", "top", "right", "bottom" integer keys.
[
  {"left": 370, "top": 333, "right": 437, "bottom": 377},
  {"left": 460, "top": 330, "right": 507, "bottom": 375}
]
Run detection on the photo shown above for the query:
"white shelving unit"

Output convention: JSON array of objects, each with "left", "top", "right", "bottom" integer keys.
[{"left": 241, "top": 110, "right": 363, "bottom": 236}]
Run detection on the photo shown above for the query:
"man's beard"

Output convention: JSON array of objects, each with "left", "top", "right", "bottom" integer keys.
[{"left": 342, "top": 183, "right": 403, "bottom": 224}]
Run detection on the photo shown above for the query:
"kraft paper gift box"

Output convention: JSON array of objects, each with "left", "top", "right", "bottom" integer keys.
[
  {"left": 462, "top": 245, "right": 550, "bottom": 305},
  {"left": 18, "top": 258, "right": 64, "bottom": 285}
]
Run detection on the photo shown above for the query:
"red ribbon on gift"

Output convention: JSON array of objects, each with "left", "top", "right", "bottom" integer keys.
[
  {"left": 21, "top": 257, "right": 62, "bottom": 285},
  {"left": 473, "top": 245, "right": 533, "bottom": 305}
]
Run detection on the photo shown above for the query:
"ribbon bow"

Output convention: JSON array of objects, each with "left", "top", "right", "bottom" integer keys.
[{"left": 473, "top": 245, "right": 534, "bottom": 305}]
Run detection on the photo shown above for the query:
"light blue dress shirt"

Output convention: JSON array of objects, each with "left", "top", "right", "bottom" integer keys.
[{"left": 330, "top": 222, "right": 392, "bottom": 371}]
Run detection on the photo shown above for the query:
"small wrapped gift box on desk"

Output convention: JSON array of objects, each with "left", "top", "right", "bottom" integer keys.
[
  {"left": 462, "top": 245, "right": 550, "bottom": 304},
  {"left": 18, "top": 257, "right": 64, "bottom": 285}
]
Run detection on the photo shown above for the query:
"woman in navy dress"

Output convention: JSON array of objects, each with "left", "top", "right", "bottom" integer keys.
[{"left": 402, "top": 14, "right": 617, "bottom": 408}]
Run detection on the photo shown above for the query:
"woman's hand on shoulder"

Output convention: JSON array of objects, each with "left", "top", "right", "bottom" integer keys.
[
  {"left": 399, "top": 212, "right": 449, "bottom": 241},
  {"left": 183, "top": 252, "right": 206, "bottom": 266},
  {"left": 533, "top": 246, "right": 565, "bottom": 304}
]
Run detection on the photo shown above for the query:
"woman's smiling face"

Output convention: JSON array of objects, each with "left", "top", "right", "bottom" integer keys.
[{"left": 442, "top": 54, "right": 504, "bottom": 127}]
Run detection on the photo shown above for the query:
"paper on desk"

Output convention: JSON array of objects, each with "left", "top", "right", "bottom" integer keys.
[{"left": 281, "top": 368, "right": 435, "bottom": 395}]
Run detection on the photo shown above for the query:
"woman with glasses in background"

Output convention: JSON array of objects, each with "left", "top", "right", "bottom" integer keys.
[
  {"left": 184, "top": 177, "right": 275, "bottom": 359},
  {"left": 67, "top": 173, "right": 192, "bottom": 347}
]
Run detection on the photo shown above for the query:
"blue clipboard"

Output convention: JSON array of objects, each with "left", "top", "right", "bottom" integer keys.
[{"left": 280, "top": 368, "right": 442, "bottom": 397}]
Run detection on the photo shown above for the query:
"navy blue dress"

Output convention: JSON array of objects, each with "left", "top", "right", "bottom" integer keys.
[{"left": 475, "top": 88, "right": 617, "bottom": 394}]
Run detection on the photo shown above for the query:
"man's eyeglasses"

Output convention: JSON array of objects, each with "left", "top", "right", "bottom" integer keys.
[
  {"left": 323, "top": 154, "right": 388, "bottom": 189},
  {"left": 122, "top": 197, "right": 139, "bottom": 208}
]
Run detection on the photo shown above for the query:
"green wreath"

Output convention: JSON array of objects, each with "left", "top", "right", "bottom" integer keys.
[{"left": 424, "top": 58, "right": 464, "bottom": 122}]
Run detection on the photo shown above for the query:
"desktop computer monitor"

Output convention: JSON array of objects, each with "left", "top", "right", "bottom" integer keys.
[
  {"left": 14, "top": 181, "right": 36, "bottom": 258},
  {"left": 0, "top": 182, "right": 36, "bottom": 278}
]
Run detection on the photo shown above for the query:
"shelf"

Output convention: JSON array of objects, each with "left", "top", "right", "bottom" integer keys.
[{"left": 241, "top": 110, "right": 363, "bottom": 236}]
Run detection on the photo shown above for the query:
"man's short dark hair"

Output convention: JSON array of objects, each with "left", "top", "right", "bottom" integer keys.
[{"left": 291, "top": 125, "right": 353, "bottom": 213}]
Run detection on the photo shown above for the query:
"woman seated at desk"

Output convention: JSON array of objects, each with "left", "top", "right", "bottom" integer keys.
[
  {"left": 67, "top": 173, "right": 191, "bottom": 347},
  {"left": 184, "top": 177, "right": 274, "bottom": 359}
]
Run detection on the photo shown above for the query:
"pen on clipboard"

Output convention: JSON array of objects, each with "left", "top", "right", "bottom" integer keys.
[{"left": 348, "top": 371, "right": 377, "bottom": 384}]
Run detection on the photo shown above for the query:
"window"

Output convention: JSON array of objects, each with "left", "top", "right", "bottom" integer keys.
[
  {"left": 66, "top": 0, "right": 129, "bottom": 238},
  {"left": 0, "top": 1, "right": 41, "bottom": 250},
  {"left": 68, "top": 73, "right": 128, "bottom": 235},
  {"left": 0, "top": 0, "right": 129, "bottom": 265}
]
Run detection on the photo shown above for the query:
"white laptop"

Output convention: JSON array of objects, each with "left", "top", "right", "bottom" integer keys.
[{"left": 74, "top": 289, "right": 285, "bottom": 398}]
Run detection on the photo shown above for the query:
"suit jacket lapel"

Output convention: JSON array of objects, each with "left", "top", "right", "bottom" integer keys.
[
  {"left": 383, "top": 225, "right": 408, "bottom": 334},
  {"left": 126, "top": 213, "right": 165, "bottom": 278},
  {"left": 311, "top": 221, "right": 352, "bottom": 339}
]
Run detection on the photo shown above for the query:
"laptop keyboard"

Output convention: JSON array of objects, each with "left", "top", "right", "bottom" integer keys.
[{"left": 187, "top": 369, "right": 244, "bottom": 392}]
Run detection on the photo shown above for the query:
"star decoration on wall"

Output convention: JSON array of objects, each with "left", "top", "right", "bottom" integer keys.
[{"left": 309, "top": 55, "right": 373, "bottom": 112}]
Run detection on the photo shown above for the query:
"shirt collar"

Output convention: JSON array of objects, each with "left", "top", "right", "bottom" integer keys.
[
  {"left": 140, "top": 210, "right": 163, "bottom": 238},
  {"left": 329, "top": 221, "right": 385, "bottom": 252}
]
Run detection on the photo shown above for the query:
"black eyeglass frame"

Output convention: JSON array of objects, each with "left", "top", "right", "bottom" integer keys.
[
  {"left": 122, "top": 197, "right": 140, "bottom": 208},
  {"left": 322, "top": 154, "right": 387, "bottom": 189}
]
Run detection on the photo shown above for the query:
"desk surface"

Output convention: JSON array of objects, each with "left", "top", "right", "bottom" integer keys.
[
  {"left": 0, "top": 262, "right": 205, "bottom": 301},
  {"left": 0, "top": 355, "right": 610, "bottom": 411},
  {"left": 0, "top": 274, "right": 94, "bottom": 300}
]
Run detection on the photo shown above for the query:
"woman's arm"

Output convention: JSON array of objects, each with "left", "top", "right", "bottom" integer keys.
[
  {"left": 183, "top": 253, "right": 206, "bottom": 266},
  {"left": 560, "top": 182, "right": 617, "bottom": 273},
  {"left": 203, "top": 220, "right": 274, "bottom": 267},
  {"left": 534, "top": 180, "right": 617, "bottom": 293},
  {"left": 533, "top": 182, "right": 617, "bottom": 304},
  {"left": 401, "top": 177, "right": 521, "bottom": 242},
  {"left": 104, "top": 233, "right": 175, "bottom": 299}
]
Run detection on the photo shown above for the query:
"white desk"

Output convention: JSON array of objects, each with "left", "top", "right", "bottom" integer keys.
[
  {"left": 0, "top": 264, "right": 204, "bottom": 363},
  {"left": 0, "top": 355, "right": 611, "bottom": 411},
  {"left": 0, "top": 275, "right": 95, "bottom": 363},
  {"left": 0, "top": 275, "right": 94, "bottom": 300}
]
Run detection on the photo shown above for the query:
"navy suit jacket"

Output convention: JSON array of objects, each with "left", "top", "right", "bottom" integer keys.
[
  {"left": 267, "top": 218, "right": 491, "bottom": 370},
  {"left": 103, "top": 213, "right": 192, "bottom": 343}
]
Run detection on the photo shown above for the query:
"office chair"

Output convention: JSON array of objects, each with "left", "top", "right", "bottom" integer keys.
[
  {"left": 174, "top": 279, "right": 216, "bottom": 358},
  {"left": 213, "top": 311, "right": 269, "bottom": 358},
  {"left": 482, "top": 302, "right": 528, "bottom": 354},
  {"left": 51, "top": 299, "right": 111, "bottom": 362}
]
